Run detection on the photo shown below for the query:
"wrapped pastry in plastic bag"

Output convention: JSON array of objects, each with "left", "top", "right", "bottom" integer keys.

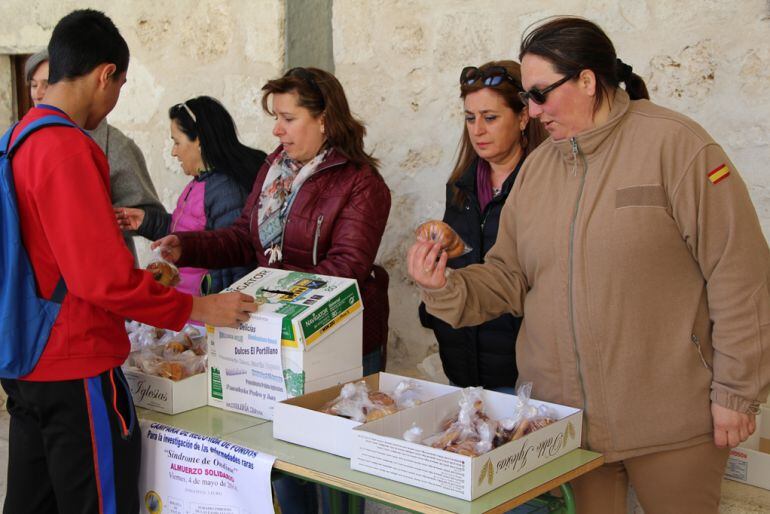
[
  {"left": 322, "top": 379, "right": 420, "bottom": 423},
  {"left": 391, "top": 379, "right": 423, "bottom": 409},
  {"left": 123, "top": 322, "right": 206, "bottom": 381},
  {"left": 145, "top": 248, "right": 180, "bottom": 287},
  {"left": 416, "top": 384, "right": 558, "bottom": 457},
  {"left": 322, "top": 381, "right": 371, "bottom": 422},
  {"left": 495, "top": 382, "right": 557, "bottom": 446},
  {"left": 414, "top": 220, "right": 471, "bottom": 259},
  {"left": 422, "top": 387, "right": 495, "bottom": 457}
]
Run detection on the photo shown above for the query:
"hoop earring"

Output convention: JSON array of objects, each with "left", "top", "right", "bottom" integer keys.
[{"left": 520, "top": 129, "right": 528, "bottom": 150}]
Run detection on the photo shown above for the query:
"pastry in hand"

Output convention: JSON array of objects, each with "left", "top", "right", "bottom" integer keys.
[
  {"left": 414, "top": 220, "right": 466, "bottom": 259},
  {"left": 147, "top": 261, "right": 180, "bottom": 287}
]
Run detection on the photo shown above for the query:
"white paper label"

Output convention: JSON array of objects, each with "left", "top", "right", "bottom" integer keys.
[
  {"left": 139, "top": 420, "right": 276, "bottom": 513},
  {"left": 217, "top": 314, "right": 286, "bottom": 419}
]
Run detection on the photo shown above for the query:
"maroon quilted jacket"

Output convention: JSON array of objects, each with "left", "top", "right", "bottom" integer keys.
[{"left": 175, "top": 146, "right": 392, "bottom": 356}]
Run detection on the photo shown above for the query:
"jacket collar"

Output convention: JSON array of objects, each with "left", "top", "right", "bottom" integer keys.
[
  {"left": 265, "top": 144, "right": 348, "bottom": 171},
  {"left": 195, "top": 169, "right": 215, "bottom": 182},
  {"left": 551, "top": 88, "right": 630, "bottom": 161},
  {"left": 454, "top": 156, "right": 524, "bottom": 198}
]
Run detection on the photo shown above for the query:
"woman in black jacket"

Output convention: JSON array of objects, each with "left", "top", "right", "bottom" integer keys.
[{"left": 419, "top": 61, "right": 545, "bottom": 391}]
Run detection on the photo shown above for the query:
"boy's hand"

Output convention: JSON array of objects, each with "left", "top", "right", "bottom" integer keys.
[{"left": 191, "top": 292, "right": 258, "bottom": 328}]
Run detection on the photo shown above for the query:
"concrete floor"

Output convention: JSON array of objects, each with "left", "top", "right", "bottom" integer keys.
[{"left": 0, "top": 402, "right": 766, "bottom": 513}]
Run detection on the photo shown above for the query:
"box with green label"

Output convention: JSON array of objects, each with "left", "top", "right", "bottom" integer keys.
[{"left": 207, "top": 268, "right": 364, "bottom": 420}]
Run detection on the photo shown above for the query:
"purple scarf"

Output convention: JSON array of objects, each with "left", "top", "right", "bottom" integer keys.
[{"left": 476, "top": 159, "right": 494, "bottom": 213}]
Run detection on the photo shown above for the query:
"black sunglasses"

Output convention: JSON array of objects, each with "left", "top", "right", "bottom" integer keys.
[
  {"left": 518, "top": 73, "right": 578, "bottom": 105},
  {"left": 286, "top": 67, "right": 326, "bottom": 108},
  {"left": 460, "top": 66, "right": 522, "bottom": 90}
]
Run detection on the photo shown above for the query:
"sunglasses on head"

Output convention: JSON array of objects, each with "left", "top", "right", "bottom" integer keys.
[
  {"left": 517, "top": 72, "right": 579, "bottom": 105},
  {"left": 460, "top": 66, "right": 522, "bottom": 89}
]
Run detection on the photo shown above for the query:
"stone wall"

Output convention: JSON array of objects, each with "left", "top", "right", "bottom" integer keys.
[
  {"left": 0, "top": 56, "right": 13, "bottom": 126},
  {"left": 1, "top": 0, "right": 769, "bottom": 381},
  {"left": 0, "top": 0, "right": 285, "bottom": 258},
  {"left": 331, "top": 0, "right": 770, "bottom": 377}
]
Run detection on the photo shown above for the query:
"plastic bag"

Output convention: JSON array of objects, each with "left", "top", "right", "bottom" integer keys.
[
  {"left": 422, "top": 387, "right": 491, "bottom": 456},
  {"left": 391, "top": 379, "right": 422, "bottom": 409},
  {"left": 495, "top": 382, "right": 557, "bottom": 444},
  {"left": 322, "top": 380, "right": 409, "bottom": 423},
  {"left": 145, "top": 248, "right": 180, "bottom": 287},
  {"left": 123, "top": 322, "right": 207, "bottom": 381},
  {"left": 403, "top": 422, "right": 424, "bottom": 443},
  {"left": 322, "top": 381, "right": 370, "bottom": 422},
  {"left": 414, "top": 220, "right": 471, "bottom": 259},
  {"left": 417, "top": 384, "right": 558, "bottom": 457}
]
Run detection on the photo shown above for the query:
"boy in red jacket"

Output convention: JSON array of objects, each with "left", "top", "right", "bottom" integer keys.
[{"left": 2, "top": 9, "right": 256, "bottom": 513}]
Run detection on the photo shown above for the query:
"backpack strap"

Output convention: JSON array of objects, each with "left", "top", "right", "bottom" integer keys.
[
  {"left": 2, "top": 114, "right": 81, "bottom": 304},
  {"left": 0, "top": 122, "right": 20, "bottom": 156},
  {"left": 6, "top": 115, "right": 82, "bottom": 157}
]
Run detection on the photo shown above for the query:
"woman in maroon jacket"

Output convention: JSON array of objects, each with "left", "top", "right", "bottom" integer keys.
[
  {"left": 156, "top": 68, "right": 390, "bottom": 513},
  {"left": 156, "top": 67, "right": 391, "bottom": 370}
]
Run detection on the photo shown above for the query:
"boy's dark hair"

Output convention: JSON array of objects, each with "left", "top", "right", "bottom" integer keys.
[{"left": 47, "top": 9, "right": 129, "bottom": 85}]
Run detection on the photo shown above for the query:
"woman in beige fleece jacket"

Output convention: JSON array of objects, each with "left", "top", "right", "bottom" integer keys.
[{"left": 409, "top": 17, "right": 770, "bottom": 514}]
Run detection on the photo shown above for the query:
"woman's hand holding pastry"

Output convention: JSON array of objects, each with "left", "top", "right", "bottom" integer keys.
[{"left": 407, "top": 239, "right": 448, "bottom": 290}]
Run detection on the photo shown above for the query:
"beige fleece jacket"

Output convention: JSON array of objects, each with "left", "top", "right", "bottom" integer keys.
[{"left": 423, "top": 89, "right": 770, "bottom": 461}]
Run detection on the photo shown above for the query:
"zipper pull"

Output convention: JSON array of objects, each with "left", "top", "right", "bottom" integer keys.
[
  {"left": 312, "top": 214, "right": 324, "bottom": 266},
  {"left": 570, "top": 137, "right": 579, "bottom": 176}
]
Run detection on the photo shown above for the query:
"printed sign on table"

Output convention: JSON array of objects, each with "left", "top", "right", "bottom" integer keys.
[{"left": 139, "top": 421, "right": 276, "bottom": 513}]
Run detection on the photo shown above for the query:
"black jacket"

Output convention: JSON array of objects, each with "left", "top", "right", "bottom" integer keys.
[{"left": 419, "top": 158, "right": 523, "bottom": 388}]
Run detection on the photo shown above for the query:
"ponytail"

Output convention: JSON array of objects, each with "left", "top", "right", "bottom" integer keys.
[{"left": 616, "top": 58, "right": 649, "bottom": 100}]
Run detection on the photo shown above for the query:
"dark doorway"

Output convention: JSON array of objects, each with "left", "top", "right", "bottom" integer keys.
[{"left": 11, "top": 54, "right": 33, "bottom": 120}]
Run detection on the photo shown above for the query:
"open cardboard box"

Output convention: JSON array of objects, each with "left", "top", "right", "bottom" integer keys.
[
  {"left": 351, "top": 388, "right": 582, "bottom": 500},
  {"left": 725, "top": 404, "right": 770, "bottom": 490},
  {"left": 123, "top": 369, "right": 207, "bottom": 415},
  {"left": 207, "top": 268, "right": 364, "bottom": 420},
  {"left": 273, "top": 372, "right": 459, "bottom": 457}
]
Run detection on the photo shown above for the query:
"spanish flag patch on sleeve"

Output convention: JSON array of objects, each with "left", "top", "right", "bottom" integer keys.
[{"left": 707, "top": 164, "right": 730, "bottom": 185}]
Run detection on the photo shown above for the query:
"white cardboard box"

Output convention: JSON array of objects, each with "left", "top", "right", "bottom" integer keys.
[
  {"left": 273, "top": 372, "right": 459, "bottom": 458},
  {"left": 124, "top": 370, "right": 207, "bottom": 415},
  {"left": 207, "top": 268, "right": 364, "bottom": 420},
  {"left": 725, "top": 446, "right": 770, "bottom": 490},
  {"left": 351, "top": 389, "right": 583, "bottom": 500},
  {"left": 725, "top": 404, "right": 770, "bottom": 490}
]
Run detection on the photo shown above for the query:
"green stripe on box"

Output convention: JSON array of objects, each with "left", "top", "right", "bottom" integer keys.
[
  {"left": 300, "top": 284, "right": 360, "bottom": 339},
  {"left": 211, "top": 367, "right": 222, "bottom": 400},
  {"left": 276, "top": 303, "right": 307, "bottom": 340}
]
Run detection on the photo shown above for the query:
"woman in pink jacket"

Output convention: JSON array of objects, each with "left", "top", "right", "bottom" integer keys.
[{"left": 116, "top": 96, "right": 266, "bottom": 295}]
